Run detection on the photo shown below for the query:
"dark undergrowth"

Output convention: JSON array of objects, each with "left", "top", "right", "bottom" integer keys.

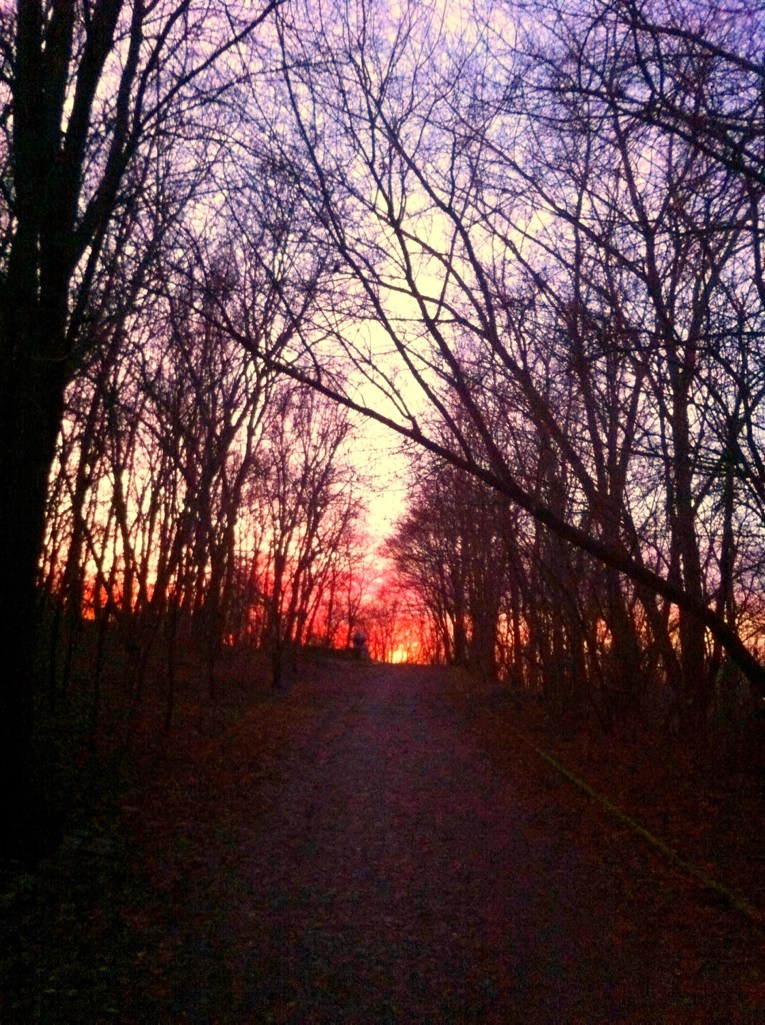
[
  {"left": 0, "top": 643, "right": 298, "bottom": 1022},
  {"left": 2, "top": 653, "right": 763, "bottom": 1021},
  {"left": 446, "top": 671, "right": 765, "bottom": 928}
]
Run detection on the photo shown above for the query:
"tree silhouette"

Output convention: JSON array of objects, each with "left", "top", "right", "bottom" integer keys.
[{"left": 0, "top": 0, "right": 285, "bottom": 856}]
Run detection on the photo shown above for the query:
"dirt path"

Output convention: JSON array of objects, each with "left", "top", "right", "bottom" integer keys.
[
  {"left": 4, "top": 661, "right": 763, "bottom": 1022},
  {"left": 233, "top": 666, "right": 608, "bottom": 1024},
  {"left": 123, "top": 662, "right": 761, "bottom": 1024}
]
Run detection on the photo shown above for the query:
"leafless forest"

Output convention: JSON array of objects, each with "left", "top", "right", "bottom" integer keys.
[{"left": 1, "top": 0, "right": 765, "bottom": 856}]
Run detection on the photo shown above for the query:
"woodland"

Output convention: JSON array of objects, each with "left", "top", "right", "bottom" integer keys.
[{"left": 1, "top": 0, "right": 765, "bottom": 863}]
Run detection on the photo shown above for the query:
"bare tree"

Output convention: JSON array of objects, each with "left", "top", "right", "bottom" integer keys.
[
  {"left": 243, "top": 382, "right": 363, "bottom": 685},
  {"left": 263, "top": 0, "right": 765, "bottom": 713},
  {"left": 0, "top": 0, "right": 286, "bottom": 852},
  {"left": 386, "top": 443, "right": 510, "bottom": 679}
]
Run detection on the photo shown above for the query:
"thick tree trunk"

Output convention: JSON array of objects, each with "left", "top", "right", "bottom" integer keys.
[
  {"left": 0, "top": 272, "right": 68, "bottom": 858},
  {"left": 672, "top": 386, "right": 711, "bottom": 737}
]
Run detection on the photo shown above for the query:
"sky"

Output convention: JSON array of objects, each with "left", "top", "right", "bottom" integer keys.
[{"left": 355, "top": 419, "right": 411, "bottom": 542}]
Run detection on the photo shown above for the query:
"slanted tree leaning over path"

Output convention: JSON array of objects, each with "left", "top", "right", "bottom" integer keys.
[{"left": 264, "top": 0, "right": 765, "bottom": 711}]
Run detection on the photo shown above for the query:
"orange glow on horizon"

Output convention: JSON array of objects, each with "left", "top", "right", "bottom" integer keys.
[{"left": 389, "top": 644, "right": 412, "bottom": 664}]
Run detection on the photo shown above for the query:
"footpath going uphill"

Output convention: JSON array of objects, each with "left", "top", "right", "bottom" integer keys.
[{"left": 2, "top": 661, "right": 763, "bottom": 1022}]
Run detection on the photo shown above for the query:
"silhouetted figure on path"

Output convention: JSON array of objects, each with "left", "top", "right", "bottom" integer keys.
[{"left": 352, "top": 629, "right": 368, "bottom": 660}]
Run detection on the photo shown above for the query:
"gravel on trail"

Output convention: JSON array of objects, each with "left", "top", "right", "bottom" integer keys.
[
  {"left": 3, "top": 660, "right": 763, "bottom": 1023},
  {"left": 133, "top": 663, "right": 763, "bottom": 1024}
]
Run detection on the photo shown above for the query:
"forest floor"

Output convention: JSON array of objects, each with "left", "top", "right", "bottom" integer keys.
[{"left": 1, "top": 656, "right": 763, "bottom": 1023}]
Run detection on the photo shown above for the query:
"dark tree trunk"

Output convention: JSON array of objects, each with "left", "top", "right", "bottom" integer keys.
[{"left": 0, "top": 263, "right": 69, "bottom": 857}]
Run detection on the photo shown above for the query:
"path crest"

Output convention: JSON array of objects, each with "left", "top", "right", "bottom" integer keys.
[{"left": 153, "top": 665, "right": 765, "bottom": 1024}]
